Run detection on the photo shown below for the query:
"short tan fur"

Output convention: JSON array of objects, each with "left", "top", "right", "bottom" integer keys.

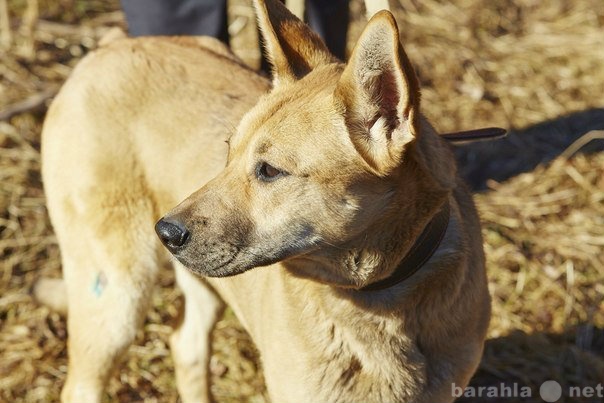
[{"left": 38, "top": 1, "right": 490, "bottom": 402}]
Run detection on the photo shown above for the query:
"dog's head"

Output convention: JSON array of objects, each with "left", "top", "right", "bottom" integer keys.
[{"left": 156, "top": 0, "right": 456, "bottom": 288}]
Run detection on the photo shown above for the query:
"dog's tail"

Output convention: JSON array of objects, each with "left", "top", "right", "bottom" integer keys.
[{"left": 32, "top": 277, "right": 68, "bottom": 315}]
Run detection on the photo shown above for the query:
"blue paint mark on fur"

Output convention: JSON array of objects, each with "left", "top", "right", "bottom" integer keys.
[{"left": 92, "top": 271, "right": 107, "bottom": 297}]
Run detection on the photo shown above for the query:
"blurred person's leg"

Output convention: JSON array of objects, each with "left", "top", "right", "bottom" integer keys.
[
  {"left": 121, "top": 0, "right": 229, "bottom": 44},
  {"left": 260, "top": 0, "right": 350, "bottom": 72},
  {"left": 305, "top": 0, "right": 349, "bottom": 60}
]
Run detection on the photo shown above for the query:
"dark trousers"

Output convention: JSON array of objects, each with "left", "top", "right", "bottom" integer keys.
[
  {"left": 305, "top": 0, "right": 349, "bottom": 60},
  {"left": 121, "top": 0, "right": 349, "bottom": 60}
]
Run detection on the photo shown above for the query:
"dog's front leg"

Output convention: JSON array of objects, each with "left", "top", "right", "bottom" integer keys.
[{"left": 170, "top": 263, "right": 225, "bottom": 403}]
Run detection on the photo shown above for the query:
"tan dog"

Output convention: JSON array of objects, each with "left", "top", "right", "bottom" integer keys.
[{"left": 37, "top": 0, "right": 490, "bottom": 402}]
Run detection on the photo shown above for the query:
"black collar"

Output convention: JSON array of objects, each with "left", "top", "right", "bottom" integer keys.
[
  {"left": 357, "top": 127, "right": 504, "bottom": 292},
  {"left": 360, "top": 202, "right": 451, "bottom": 292}
]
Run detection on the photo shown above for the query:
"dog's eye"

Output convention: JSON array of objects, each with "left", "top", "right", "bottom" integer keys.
[{"left": 256, "top": 162, "right": 287, "bottom": 182}]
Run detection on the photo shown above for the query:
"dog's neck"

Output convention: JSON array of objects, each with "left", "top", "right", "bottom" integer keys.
[
  {"left": 359, "top": 201, "right": 450, "bottom": 291},
  {"left": 285, "top": 192, "right": 453, "bottom": 292}
]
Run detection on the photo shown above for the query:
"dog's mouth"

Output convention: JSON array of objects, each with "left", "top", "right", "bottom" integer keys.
[
  {"left": 155, "top": 216, "right": 257, "bottom": 276},
  {"left": 173, "top": 251, "right": 242, "bottom": 277},
  {"left": 175, "top": 245, "right": 305, "bottom": 278},
  {"left": 171, "top": 247, "right": 270, "bottom": 277},
  {"left": 167, "top": 238, "right": 247, "bottom": 277},
  {"left": 167, "top": 229, "right": 321, "bottom": 278}
]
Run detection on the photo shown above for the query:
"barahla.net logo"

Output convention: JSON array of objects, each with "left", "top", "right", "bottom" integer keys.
[
  {"left": 452, "top": 382, "right": 531, "bottom": 399},
  {"left": 452, "top": 380, "right": 604, "bottom": 401}
]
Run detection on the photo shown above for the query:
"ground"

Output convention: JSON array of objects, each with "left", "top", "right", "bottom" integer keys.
[{"left": 0, "top": 0, "right": 603, "bottom": 402}]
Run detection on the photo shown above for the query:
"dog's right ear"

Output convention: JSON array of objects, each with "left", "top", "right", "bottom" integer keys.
[{"left": 254, "top": 0, "right": 338, "bottom": 86}]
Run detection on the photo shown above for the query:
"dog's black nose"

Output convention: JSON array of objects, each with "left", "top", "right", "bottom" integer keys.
[{"left": 155, "top": 218, "right": 190, "bottom": 251}]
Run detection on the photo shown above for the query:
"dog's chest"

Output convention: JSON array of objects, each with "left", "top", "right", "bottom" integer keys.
[
  {"left": 210, "top": 268, "right": 428, "bottom": 402},
  {"left": 302, "top": 319, "right": 427, "bottom": 403}
]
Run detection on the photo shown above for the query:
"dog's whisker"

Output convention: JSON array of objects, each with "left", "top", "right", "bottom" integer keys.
[{"left": 315, "top": 239, "right": 347, "bottom": 251}]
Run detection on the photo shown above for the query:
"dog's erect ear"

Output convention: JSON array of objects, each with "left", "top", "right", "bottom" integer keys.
[
  {"left": 335, "top": 11, "right": 420, "bottom": 175},
  {"left": 254, "top": 0, "right": 338, "bottom": 86}
]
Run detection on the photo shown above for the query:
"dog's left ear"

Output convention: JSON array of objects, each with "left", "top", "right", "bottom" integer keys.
[
  {"left": 254, "top": 0, "right": 338, "bottom": 86},
  {"left": 335, "top": 11, "right": 420, "bottom": 176}
]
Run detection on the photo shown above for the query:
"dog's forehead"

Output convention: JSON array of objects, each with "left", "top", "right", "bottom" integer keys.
[{"left": 232, "top": 64, "right": 347, "bottom": 153}]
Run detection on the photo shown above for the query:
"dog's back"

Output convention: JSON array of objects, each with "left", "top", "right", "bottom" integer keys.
[
  {"left": 43, "top": 36, "right": 270, "bottom": 259},
  {"left": 43, "top": 36, "right": 267, "bottom": 216}
]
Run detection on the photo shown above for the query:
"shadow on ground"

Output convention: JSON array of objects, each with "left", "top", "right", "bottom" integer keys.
[
  {"left": 454, "top": 108, "right": 604, "bottom": 190},
  {"left": 458, "top": 326, "right": 604, "bottom": 403}
]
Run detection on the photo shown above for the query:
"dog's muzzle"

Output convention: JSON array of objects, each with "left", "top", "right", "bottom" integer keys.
[{"left": 155, "top": 218, "right": 190, "bottom": 252}]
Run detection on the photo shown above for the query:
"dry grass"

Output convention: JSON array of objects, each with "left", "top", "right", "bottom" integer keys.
[{"left": 1, "top": 0, "right": 603, "bottom": 402}]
